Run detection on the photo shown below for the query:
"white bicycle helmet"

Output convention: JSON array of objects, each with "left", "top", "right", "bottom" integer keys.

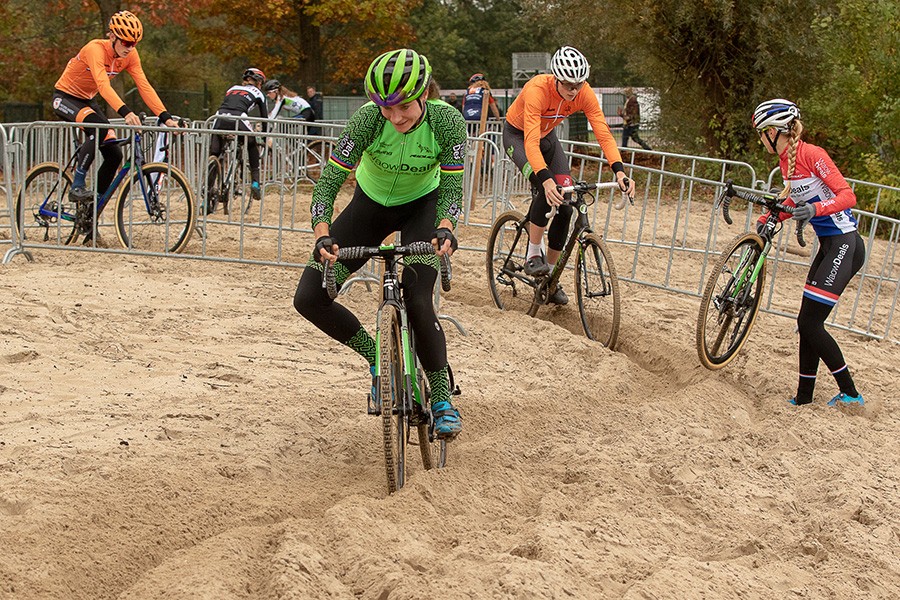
[
  {"left": 550, "top": 46, "right": 590, "bottom": 84},
  {"left": 752, "top": 99, "right": 800, "bottom": 132}
]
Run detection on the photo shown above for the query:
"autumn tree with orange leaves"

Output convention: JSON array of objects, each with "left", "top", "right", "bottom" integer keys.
[{"left": 191, "top": 0, "right": 422, "bottom": 91}]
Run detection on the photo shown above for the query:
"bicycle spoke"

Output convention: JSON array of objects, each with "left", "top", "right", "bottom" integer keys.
[
  {"left": 575, "top": 233, "right": 620, "bottom": 348},
  {"left": 486, "top": 211, "right": 534, "bottom": 313},
  {"left": 697, "top": 233, "right": 766, "bottom": 369}
]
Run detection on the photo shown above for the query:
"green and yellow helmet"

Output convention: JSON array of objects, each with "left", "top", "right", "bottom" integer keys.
[{"left": 365, "top": 49, "right": 432, "bottom": 107}]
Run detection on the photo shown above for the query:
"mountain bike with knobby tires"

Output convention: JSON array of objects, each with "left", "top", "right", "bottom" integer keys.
[
  {"left": 323, "top": 242, "right": 455, "bottom": 494},
  {"left": 696, "top": 180, "right": 808, "bottom": 369},
  {"left": 486, "top": 180, "right": 630, "bottom": 349},
  {"left": 15, "top": 126, "right": 195, "bottom": 253}
]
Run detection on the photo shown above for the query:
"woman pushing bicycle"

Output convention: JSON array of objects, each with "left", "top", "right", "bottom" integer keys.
[
  {"left": 52, "top": 10, "right": 180, "bottom": 207},
  {"left": 752, "top": 99, "right": 866, "bottom": 407},
  {"left": 503, "top": 46, "right": 635, "bottom": 305},
  {"left": 293, "top": 49, "right": 467, "bottom": 439}
]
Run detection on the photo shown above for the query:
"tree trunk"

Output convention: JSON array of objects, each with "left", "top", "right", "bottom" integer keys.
[{"left": 295, "top": 10, "right": 323, "bottom": 89}]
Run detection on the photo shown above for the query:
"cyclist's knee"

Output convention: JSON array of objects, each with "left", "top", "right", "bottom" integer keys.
[
  {"left": 100, "top": 143, "right": 123, "bottom": 164},
  {"left": 293, "top": 268, "right": 328, "bottom": 316}
]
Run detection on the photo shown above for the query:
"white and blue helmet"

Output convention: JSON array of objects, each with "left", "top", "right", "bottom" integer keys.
[{"left": 752, "top": 99, "right": 801, "bottom": 132}]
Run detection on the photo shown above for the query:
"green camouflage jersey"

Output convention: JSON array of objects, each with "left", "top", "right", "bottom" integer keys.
[{"left": 310, "top": 100, "right": 467, "bottom": 228}]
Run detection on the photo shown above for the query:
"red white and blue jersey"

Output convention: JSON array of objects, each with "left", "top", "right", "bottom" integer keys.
[{"left": 778, "top": 140, "right": 857, "bottom": 237}]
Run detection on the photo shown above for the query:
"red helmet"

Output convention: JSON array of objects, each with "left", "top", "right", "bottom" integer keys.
[
  {"left": 108, "top": 10, "right": 143, "bottom": 43},
  {"left": 469, "top": 73, "right": 486, "bottom": 84}
]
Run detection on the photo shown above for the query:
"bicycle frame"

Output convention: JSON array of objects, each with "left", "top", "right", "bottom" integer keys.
[
  {"left": 373, "top": 269, "right": 425, "bottom": 416},
  {"left": 544, "top": 195, "right": 595, "bottom": 296},
  {"left": 35, "top": 134, "right": 144, "bottom": 226}
]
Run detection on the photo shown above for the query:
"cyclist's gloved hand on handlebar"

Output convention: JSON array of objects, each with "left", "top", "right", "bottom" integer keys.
[
  {"left": 432, "top": 227, "right": 458, "bottom": 255},
  {"left": 792, "top": 202, "right": 816, "bottom": 222},
  {"left": 314, "top": 235, "right": 338, "bottom": 264}
]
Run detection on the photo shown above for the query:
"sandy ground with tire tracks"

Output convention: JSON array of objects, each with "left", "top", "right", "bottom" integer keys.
[{"left": 1, "top": 192, "right": 899, "bottom": 599}]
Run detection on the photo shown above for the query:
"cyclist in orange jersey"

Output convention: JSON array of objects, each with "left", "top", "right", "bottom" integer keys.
[
  {"left": 504, "top": 46, "right": 634, "bottom": 304},
  {"left": 52, "top": 10, "right": 180, "bottom": 206}
]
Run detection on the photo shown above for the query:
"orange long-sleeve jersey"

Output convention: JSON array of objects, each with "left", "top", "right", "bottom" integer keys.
[
  {"left": 505, "top": 74, "right": 622, "bottom": 173},
  {"left": 54, "top": 39, "right": 167, "bottom": 117}
]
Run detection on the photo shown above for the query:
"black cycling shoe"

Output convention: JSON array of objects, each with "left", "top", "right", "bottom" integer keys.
[
  {"left": 548, "top": 284, "right": 569, "bottom": 305},
  {"left": 68, "top": 185, "right": 93, "bottom": 204},
  {"left": 524, "top": 254, "right": 551, "bottom": 277}
]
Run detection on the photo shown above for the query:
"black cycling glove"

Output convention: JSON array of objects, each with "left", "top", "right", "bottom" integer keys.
[
  {"left": 432, "top": 227, "right": 458, "bottom": 252},
  {"left": 314, "top": 235, "right": 337, "bottom": 263}
]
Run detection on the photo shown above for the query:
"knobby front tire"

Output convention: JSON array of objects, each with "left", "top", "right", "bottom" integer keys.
[
  {"left": 414, "top": 372, "right": 448, "bottom": 471},
  {"left": 15, "top": 162, "right": 78, "bottom": 246},
  {"left": 696, "top": 232, "right": 766, "bottom": 370},
  {"left": 486, "top": 210, "right": 534, "bottom": 314},
  {"left": 379, "top": 306, "right": 408, "bottom": 494},
  {"left": 574, "top": 233, "right": 621, "bottom": 349},
  {"left": 114, "top": 163, "right": 196, "bottom": 254}
]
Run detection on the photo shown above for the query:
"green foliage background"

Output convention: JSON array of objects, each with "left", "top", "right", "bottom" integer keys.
[{"left": 1, "top": 0, "right": 897, "bottom": 201}]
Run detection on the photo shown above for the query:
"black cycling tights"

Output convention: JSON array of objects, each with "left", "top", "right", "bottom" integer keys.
[
  {"left": 76, "top": 113, "right": 123, "bottom": 197},
  {"left": 293, "top": 187, "right": 448, "bottom": 372},
  {"left": 797, "top": 297, "right": 846, "bottom": 375}
]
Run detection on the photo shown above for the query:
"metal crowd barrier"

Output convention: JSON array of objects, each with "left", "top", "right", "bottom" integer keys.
[{"left": 2, "top": 119, "right": 897, "bottom": 344}]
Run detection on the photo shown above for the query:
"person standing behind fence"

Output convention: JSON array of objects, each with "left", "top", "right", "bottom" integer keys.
[
  {"left": 751, "top": 99, "right": 866, "bottom": 408},
  {"left": 52, "top": 10, "right": 180, "bottom": 208},
  {"left": 617, "top": 87, "right": 652, "bottom": 150},
  {"left": 462, "top": 74, "right": 501, "bottom": 122},
  {"left": 503, "top": 46, "right": 634, "bottom": 305},
  {"left": 209, "top": 68, "right": 269, "bottom": 206},
  {"left": 306, "top": 86, "right": 324, "bottom": 135}
]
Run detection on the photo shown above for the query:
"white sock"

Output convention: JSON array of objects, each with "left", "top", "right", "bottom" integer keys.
[{"left": 528, "top": 242, "right": 545, "bottom": 259}]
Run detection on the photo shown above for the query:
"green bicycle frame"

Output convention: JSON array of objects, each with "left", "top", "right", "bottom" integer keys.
[{"left": 728, "top": 238, "right": 770, "bottom": 300}]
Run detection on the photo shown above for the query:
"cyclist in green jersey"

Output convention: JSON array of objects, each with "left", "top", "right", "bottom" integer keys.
[{"left": 293, "top": 49, "right": 466, "bottom": 439}]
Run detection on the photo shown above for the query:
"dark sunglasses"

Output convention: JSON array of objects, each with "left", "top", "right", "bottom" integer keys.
[{"left": 117, "top": 38, "right": 137, "bottom": 48}]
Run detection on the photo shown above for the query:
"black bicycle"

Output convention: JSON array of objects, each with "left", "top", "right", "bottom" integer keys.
[
  {"left": 205, "top": 133, "right": 247, "bottom": 216},
  {"left": 486, "top": 180, "right": 628, "bottom": 348},
  {"left": 696, "top": 180, "right": 807, "bottom": 369},
  {"left": 323, "top": 242, "right": 453, "bottom": 493}
]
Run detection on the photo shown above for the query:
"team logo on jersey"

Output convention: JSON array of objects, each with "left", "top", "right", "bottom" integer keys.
[
  {"left": 815, "top": 158, "right": 831, "bottom": 178},
  {"left": 336, "top": 137, "right": 355, "bottom": 159},
  {"left": 52, "top": 97, "right": 62, "bottom": 110},
  {"left": 452, "top": 142, "right": 466, "bottom": 162}
]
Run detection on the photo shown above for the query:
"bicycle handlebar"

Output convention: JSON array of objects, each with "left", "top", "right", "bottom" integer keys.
[
  {"left": 717, "top": 180, "right": 807, "bottom": 247},
  {"left": 321, "top": 241, "right": 452, "bottom": 300},
  {"left": 546, "top": 178, "right": 633, "bottom": 219}
]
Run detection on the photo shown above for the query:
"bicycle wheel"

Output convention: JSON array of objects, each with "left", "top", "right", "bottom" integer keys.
[
  {"left": 302, "top": 140, "right": 325, "bottom": 182},
  {"left": 413, "top": 372, "right": 447, "bottom": 470},
  {"left": 696, "top": 232, "right": 766, "bottom": 370},
  {"left": 574, "top": 233, "right": 621, "bottom": 348},
  {"left": 486, "top": 210, "right": 535, "bottom": 314},
  {"left": 14, "top": 162, "right": 79, "bottom": 246},
  {"left": 379, "top": 306, "right": 408, "bottom": 493},
  {"left": 205, "top": 157, "right": 221, "bottom": 215},
  {"left": 115, "top": 163, "right": 196, "bottom": 254}
]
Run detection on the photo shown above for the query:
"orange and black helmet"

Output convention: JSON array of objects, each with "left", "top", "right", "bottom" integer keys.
[{"left": 108, "top": 10, "right": 143, "bottom": 43}]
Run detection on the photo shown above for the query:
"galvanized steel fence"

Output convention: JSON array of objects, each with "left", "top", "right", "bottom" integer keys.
[{"left": 2, "top": 119, "right": 897, "bottom": 345}]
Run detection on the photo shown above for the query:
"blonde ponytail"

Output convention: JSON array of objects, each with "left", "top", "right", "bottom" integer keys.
[{"left": 779, "top": 119, "right": 804, "bottom": 199}]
